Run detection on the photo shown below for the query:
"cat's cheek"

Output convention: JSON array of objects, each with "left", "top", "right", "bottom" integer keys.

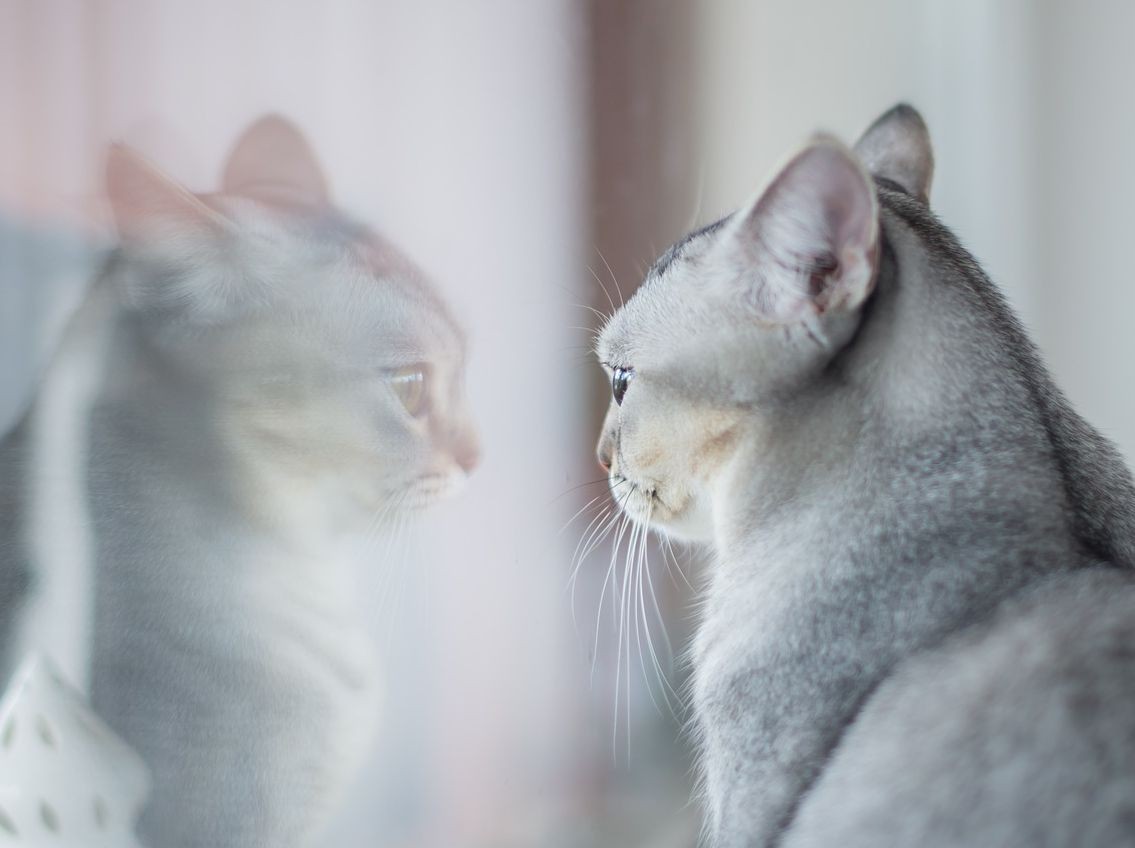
[{"left": 689, "top": 416, "right": 742, "bottom": 479}]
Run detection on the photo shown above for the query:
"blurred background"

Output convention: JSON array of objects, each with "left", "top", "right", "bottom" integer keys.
[{"left": 2, "top": 1, "right": 1134, "bottom": 846}]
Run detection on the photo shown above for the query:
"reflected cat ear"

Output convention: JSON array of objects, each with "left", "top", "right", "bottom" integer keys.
[
  {"left": 717, "top": 137, "right": 879, "bottom": 323},
  {"left": 222, "top": 115, "right": 330, "bottom": 205},
  {"left": 854, "top": 103, "right": 934, "bottom": 203},
  {"left": 105, "top": 144, "right": 228, "bottom": 241}
]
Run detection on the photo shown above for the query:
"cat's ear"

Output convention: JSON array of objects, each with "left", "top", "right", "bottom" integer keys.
[
  {"left": 106, "top": 143, "right": 228, "bottom": 242},
  {"left": 222, "top": 115, "right": 330, "bottom": 204},
  {"left": 854, "top": 103, "right": 934, "bottom": 203},
  {"left": 716, "top": 137, "right": 878, "bottom": 323}
]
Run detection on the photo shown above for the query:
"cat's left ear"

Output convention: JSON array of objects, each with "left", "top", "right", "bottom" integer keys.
[
  {"left": 715, "top": 137, "right": 879, "bottom": 323},
  {"left": 106, "top": 143, "right": 230, "bottom": 241},
  {"left": 854, "top": 103, "right": 934, "bottom": 203},
  {"left": 222, "top": 115, "right": 330, "bottom": 205}
]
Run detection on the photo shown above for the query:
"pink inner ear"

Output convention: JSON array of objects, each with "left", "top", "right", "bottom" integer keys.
[
  {"left": 105, "top": 144, "right": 226, "bottom": 240},
  {"left": 732, "top": 140, "right": 879, "bottom": 320},
  {"left": 221, "top": 115, "right": 330, "bottom": 205}
]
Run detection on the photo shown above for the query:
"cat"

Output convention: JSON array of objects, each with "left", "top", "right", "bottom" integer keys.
[
  {"left": 593, "top": 103, "right": 1135, "bottom": 847},
  {"left": 0, "top": 115, "right": 478, "bottom": 847}
]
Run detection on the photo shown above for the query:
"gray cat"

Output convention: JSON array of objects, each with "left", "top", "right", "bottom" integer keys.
[
  {"left": 594, "top": 104, "right": 1135, "bottom": 847},
  {"left": 0, "top": 116, "right": 478, "bottom": 846}
]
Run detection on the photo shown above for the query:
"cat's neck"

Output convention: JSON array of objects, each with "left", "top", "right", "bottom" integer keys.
[
  {"left": 692, "top": 255, "right": 1097, "bottom": 845},
  {"left": 705, "top": 283, "right": 1091, "bottom": 646}
]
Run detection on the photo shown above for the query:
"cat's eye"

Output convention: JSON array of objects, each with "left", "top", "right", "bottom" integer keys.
[
  {"left": 612, "top": 366, "right": 634, "bottom": 405},
  {"left": 389, "top": 366, "right": 430, "bottom": 417}
]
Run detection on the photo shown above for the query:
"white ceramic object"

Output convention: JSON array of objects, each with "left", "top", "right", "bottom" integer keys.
[{"left": 0, "top": 655, "right": 150, "bottom": 847}]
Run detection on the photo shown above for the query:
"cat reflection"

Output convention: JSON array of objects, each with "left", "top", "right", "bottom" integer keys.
[{"left": 0, "top": 116, "right": 477, "bottom": 847}]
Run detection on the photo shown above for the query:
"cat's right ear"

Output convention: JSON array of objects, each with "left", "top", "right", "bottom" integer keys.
[
  {"left": 222, "top": 115, "right": 330, "bottom": 205},
  {"left": 105, "top": 144, "right": 228, "bottom": 243},
  {"left": 854, "top": 103, "right": 934, "bottom": 203}
]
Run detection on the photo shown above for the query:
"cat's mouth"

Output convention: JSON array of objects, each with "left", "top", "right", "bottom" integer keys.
[
  {"left": 403, "top": 469, "right": 466, "bottom": 509},
  {"left": 610, "top": 473, "right": 675, "bottom": 525}
]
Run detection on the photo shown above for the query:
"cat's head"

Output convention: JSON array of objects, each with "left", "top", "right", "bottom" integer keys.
[
  {"left": 595, "top": 105, "right": 933, "bottom": 541},
  {"left": 103, "top": 116, "right": 478, "bottom": 523}
]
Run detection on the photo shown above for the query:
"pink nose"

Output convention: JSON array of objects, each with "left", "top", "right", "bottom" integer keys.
[
  {"left": 452, "top": 432, "right": 480, "bottom": 474},
  {"left": 596, "top": 437, "right": 613, "bottom": 473}
]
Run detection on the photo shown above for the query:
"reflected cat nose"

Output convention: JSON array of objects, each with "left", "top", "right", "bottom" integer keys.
[{"left": 453, "top": 433, "right": 480, "bottom": 475}]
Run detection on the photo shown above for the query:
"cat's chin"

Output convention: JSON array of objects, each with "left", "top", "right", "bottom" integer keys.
[
  {"left": 400, "top": 469, "right": 468, "bottom": 511},
  {"left": 358, "top": 470, "right": 468, "bottom": 521},
  {"left": 612, "top": 474, "right": 712, "bottom": 541}
]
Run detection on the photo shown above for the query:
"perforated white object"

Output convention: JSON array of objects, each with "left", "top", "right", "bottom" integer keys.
[{"left": 0, "top": 655, "right": 149, "bottom": 847}]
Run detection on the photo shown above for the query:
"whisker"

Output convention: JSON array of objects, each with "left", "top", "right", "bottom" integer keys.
[
  {"left": 642, "top": 527, "right": 683, "bottom": 717},
  {"left": 567, "top": 301, "right": 610, "bottom": 323},
  {"left": 567, "top": 504, "right": 617, "bottom": 591},
  {"left": 553, "top": 475, "right": 626, "bottom": 509},
  {"left": 615, "top": 516, "right": 637, "bottom": 762},
  {"left": 567, "top": 505, "right": 614, "bottom": 602},
  {"left": 545, "top": 279, "right": 611, "bottom": 328},
  {"left": 573, "top": 504, "right": 624, "bottom": 581},
  {"left": 597, "top": 508, "right": 632, "bottom": 762},
  {"left": 585, "top": 261, "right": 618, "bottom": 318},
  {"left": 568, "top": 507, "right": 612, "bottom": 633},
  {"left": 665, "top": 536, "right": 696, "bottom": 591},
  {"left": 574, "top": 478, "right": 695, "bottom": 761},
  {"left": 553, "top": 474, "right": 635, "bottom": 513},
  {"left": 630, "top": 518, "right": 666, "bottom": 721},
  {"left": 592, "top": 498, "right": 632, "bottom": 685},
  {"left": 386, "top": 512, "right": 415, "bottom": 642},
  {"left": 559, "top": 492, "right": 609, "bottom": 536},
  {"left": 595, "top": 246, "right": 625, "bottom": 308}
]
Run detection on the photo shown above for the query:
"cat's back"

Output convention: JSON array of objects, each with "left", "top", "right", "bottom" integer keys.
[{"left": 784, "top": 566, "right": 1135, "bottom": 848}]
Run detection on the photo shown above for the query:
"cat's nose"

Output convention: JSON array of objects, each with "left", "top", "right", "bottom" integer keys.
[{"left": 597, "top": 436, "right": 614, "bottom": 474}]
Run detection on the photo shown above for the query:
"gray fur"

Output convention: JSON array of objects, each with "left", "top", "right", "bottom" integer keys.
[
  {"left": 854, "top": 103, "right": 934, "bottom": 202},
  {"left": 786, "top": 568, "right": 1135, "bottom": 848},
  {"left": 0, "top": 418, "right": 33, "bottom": 678},
  {"left": 595, "top": 104, "right": 1135, "bottom": 847},
  {"left": 0, "top": 118, "right": 476, "bottom": 847}
]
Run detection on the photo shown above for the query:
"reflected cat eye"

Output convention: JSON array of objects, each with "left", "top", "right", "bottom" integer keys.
[
  {"left": 612, "top": 366, "right": 634, "bottom": 405},
  {"left": 389, "top": 366, "right": 430, "bottom": 417}
]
